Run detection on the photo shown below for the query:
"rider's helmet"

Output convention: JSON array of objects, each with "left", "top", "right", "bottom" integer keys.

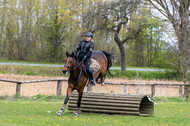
[{"left": 85, "top": 32, "right": 93, "bottom": 38}]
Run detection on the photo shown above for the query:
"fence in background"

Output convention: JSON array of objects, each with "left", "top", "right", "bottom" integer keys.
[{"left": 0, "top": 78, "right": 188, "bottom": 98}]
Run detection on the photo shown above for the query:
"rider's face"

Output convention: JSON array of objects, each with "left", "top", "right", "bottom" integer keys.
[{"left": 85, "top": 36, "right": 92, "bottom": 42}]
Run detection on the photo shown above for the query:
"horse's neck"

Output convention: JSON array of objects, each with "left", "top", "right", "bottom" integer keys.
[
  {"left": 70, "top": 67, "right": 80, "bottom": 75},
  {"left": 69, "top": 66, "right": 81, "bottom": 81}
]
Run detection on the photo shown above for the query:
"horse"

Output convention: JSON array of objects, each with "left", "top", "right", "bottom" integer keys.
[{"left": 57, "top": 50, "right": 112, "bottom": 116}]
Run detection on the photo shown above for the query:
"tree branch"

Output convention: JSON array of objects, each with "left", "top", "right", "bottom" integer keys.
[{"left": 147, "top": 0, "right": 168, "bottom": 18}]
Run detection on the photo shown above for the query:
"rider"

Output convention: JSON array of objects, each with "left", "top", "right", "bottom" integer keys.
[{"left": 75, "top": 32, "right": 96, "bottom": 86}]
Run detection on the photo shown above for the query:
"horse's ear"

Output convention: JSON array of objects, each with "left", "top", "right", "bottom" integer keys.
[
  {"left": 66, "top": 52, "right": 69, "bottom": 57},
  {"left": 71, "top": 52, "right": 75, "bottom": 57}
]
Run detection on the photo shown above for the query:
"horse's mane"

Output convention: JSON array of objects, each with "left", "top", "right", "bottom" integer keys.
[{"left": 68, "top": 52, "right": 77, "bottom": 60}]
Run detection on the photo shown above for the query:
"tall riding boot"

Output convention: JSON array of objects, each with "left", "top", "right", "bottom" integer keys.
[{"left": 89, "top": 71, "right": 96, "bottom": 86}]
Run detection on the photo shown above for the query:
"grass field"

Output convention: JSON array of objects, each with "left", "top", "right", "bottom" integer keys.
[
  {"left": 0, "top": 98, "right": 190, "bottom": 126},
  {"left": 0, "top": 59, "right": 165, "bottom": 69},
  {"left": 0, "top": 65, "right": 180, "bottom": 80}
]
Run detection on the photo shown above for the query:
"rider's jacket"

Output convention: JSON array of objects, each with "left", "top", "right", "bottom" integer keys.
[{"left": 75, "top": 40, "right": 94, "bottom": 58}]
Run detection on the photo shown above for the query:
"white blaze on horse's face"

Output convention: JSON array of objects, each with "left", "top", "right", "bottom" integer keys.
[{"left": 62, "top": 57, "right": 73, "bottom": 74}]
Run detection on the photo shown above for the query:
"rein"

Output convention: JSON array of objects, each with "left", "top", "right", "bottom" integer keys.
[
  {"left": 74, "top": 61, "right": 83, "bottom": 85},
  {"left": 76, "top": 66, "right": 82, "bottom": 84},
  {"left": 74, "top": 61, "right": 83, "bottom": 70},
  {"left": 67, "top": 60, "right": 83, "bottom": 85}
]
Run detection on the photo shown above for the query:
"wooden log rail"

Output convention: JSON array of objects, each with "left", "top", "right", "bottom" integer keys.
[
  {"left": 0, "top": 78, "right": 67, "bottom": 96},
  {"left": 0, "top": 78, "right": 189, "bottom": 98},
  {"left": 104, "top": 82, "right": 188, "bottom": 98},
  {"left": 68, "top": 91, "right": 154, "bottom": 116}
]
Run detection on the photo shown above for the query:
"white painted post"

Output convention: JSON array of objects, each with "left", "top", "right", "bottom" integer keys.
[
  {"left": 57, "top": 81, "right": 62, "bottom": 96},
  {"left": 87, "top": 83, "right": 93, "bottom": 92},
  {"left": 124, "top": 85, "right": 127, "bottom": 94},
  {"left": 151, "top": 85, "right": 155, "bottom": 97},
  {"left": 16, "top": 83, "right": 21, "bottom": 96},
  {"left": 179, "top": 85, "right": 182, "bottom": 98}
]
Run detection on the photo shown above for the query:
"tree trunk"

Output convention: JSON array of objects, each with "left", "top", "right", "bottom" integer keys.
[
  {"left": 114, "top": 33, "right": 126, "bottom": 71},
  {"left": 175, "top": 13, "right": 189, "bottom": 98},
  {"left": 120, "top": 45, "right": 126, "bottom": 71}
]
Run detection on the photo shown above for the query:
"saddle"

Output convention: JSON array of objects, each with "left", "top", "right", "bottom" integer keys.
[{"left": 80, "top": 58, "right": 100, "bottom": 77}]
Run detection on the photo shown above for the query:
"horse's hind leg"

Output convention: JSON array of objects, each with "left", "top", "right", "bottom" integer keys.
[
  {"left": 57, "top": 87, "right": 73, "bottom": 116},
  {"left": 96, "top": 74, "right": 101, "bottom": 84},
  {"left": 101, "top": 75, "right": 105, "bottom": 85},
  {"left": 75, "top": 89, "right": 83, "bottom": 117}
]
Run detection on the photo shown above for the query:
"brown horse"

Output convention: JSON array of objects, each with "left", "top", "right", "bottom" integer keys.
[{"left": 57, "top": 50, "right": 112, "bottom": 116}]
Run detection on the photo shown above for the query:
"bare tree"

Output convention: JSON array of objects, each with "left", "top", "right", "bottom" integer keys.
[
  {"left": 148, "top": 0, "right": 190, "bottom": 97},
  {"left": 82, "top": 0, "right": 141, "bottom": 70}
]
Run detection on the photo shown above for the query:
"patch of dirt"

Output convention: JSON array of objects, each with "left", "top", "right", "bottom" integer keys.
[{"left": 0, "top": 74, "right": 183, "bottom": 97}]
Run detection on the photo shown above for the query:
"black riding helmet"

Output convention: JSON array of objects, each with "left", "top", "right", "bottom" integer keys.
[{"left": 85, "top": 32, "right": 93, "bottom": 38}]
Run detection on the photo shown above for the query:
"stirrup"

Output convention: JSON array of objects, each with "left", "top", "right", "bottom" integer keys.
[{"left": 92, "top": 78, "right": 96, "bottom": 86}]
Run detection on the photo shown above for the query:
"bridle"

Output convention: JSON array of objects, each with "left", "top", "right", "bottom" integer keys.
[
  {"left": 63, "top": 64, "right": 72, "bottom": 71},
  {"left": 63, "top": 58, "right": 74, "bottom": 71},
  {"left": 63, "top": 57, "right": 82, "bottom": 85}
]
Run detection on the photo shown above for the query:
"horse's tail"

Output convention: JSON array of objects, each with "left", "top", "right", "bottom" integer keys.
[{"left": 101, "top": 51, "right": 113, "bottom": 77}]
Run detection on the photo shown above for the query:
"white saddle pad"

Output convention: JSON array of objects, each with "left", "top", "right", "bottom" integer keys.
[{"left": 90, "top": 58, "right": 100, "bottom": 75}]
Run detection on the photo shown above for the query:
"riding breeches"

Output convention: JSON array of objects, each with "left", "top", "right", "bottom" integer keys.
[{"left": 78, "top": 56, "right": 94, "bottom": 80}]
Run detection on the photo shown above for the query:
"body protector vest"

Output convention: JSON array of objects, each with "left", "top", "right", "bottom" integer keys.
[{"left": 75, "top": 40, "right": 94, "bottom": 58}]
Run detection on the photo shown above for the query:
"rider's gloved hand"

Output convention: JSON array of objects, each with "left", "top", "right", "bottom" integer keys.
[{"left": 82, "top": 56, "right": 87, "bottom": 61}]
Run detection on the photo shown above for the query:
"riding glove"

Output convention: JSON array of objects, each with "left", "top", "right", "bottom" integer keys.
[{"left": 82, "top": 56, "right": 87, "bottom": 61}]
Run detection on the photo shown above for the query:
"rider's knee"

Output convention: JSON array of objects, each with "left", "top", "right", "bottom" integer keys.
[{"left": 86, "top": 68, "right": 91, "bottom": 73}]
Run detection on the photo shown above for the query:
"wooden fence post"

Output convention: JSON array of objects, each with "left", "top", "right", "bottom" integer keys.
[
  {"left": 57, "top": 81, "right": 62, "bottom": 96},
  {"left": 16, "top": 83, "right": 21, "bottom": 96},
  {"left": 151, "top": 85, "right": 155, "bottom": 97},
  {"left": 87, "top": 83, "right": 93, "bottom": 92},
  {"left": 179, "top": 85, "right": 182, "bottom": 98},
  {"left": 124, "top": 85, "right": 127, "bottom": 94}
]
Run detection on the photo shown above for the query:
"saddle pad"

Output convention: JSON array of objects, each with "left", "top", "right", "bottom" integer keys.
[{"left": 90, "top": 58, "right": 100, "bottom": 75}]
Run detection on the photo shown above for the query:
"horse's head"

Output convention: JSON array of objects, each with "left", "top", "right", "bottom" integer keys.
[{"left": 62, "top": 52, "right": 77, "bottom": 74}]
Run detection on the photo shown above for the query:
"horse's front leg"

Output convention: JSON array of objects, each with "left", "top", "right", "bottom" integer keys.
[
  {"left": 57, "top": 87, "right": 73, "bottom": 116},
  {"left": 75, "top": 89, "right": 83, "bottom": 117}
]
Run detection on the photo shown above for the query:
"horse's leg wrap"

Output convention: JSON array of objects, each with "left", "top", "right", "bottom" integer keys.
[
  {"left": 61, "top": 104, "right": 66, "bottom": 110},
  {"left": 57, "top": 109, "right": 64, "bottom": 116},
  {"left": 58, "top": 90, "right": 71, "bottom": 116},
  {"left": 57, "top": 104, "right": 66, "bottom": 116},
  {"left": 75, "top": 91, "right": 83, "bottom": 116},
  {"left": 75, "top": 108, "right": 80, "bottom": 117}
]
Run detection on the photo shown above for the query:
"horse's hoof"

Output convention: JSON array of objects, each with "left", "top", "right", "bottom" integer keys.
[
  {"left": 74, "top": 113, "right": 79, "bottom": 117},
  {"left": 101, "top": 83, "right": 105, "bottom": 86},
  {"left": 57, "top": 110, "right": 63, "bottom": 116},
  {"left": 97, "top": 81, "right": 101, "bottom": 84},
  {"left": 57, "top": 112, "right": 62, "bottom": 116}
]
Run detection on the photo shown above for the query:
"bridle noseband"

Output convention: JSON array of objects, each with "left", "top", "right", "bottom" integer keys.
[
  {"left": 64, "top": 59, "right": 74, "bottom": 71},
  {"left": 64, "top": 65, "right": 71, "bottom": 69}
]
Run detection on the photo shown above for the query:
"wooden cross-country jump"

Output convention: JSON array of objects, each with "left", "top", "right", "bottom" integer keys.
[{"left": 68, "top": 91, "right": 154, "bottom": 116}]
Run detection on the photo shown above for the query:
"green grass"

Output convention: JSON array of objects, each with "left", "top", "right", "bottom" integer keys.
[
  {"left": 0, "top": 98, "right": 189, "bottom": 126},
  {"left": 0, "top": 59, "right": 163, "bottom": 69},
  {"left": 1, "top": 94, "right": 190, "bottom": 103},
  {"left": 106, "top": 70, "right": 179, "bottom": 80},
  {"left": 0, "top": 65, "right": 65, "bottom": 77},
  {"left": 0, "top": 94, "right": 66, "bottom": 102},
  {"left": 0, "top": 65, "right": 181, "bottom": 80},
  {"left": 111, "top": 65, "right": 167, "bottom": 70},
  {"left": 0, "top": 59, "right": 65, "bottom": 65}
]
